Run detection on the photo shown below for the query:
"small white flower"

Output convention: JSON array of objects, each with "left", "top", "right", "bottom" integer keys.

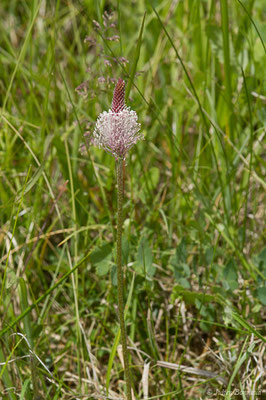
[
  {"left": 93, "top": 107, "right": 142, "bottom": 160},
  {"left": 92, "top": 79, "right": 143, "bottom": 160}
]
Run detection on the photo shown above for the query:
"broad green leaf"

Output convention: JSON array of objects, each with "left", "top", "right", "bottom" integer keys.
[
  {"left": 223, "top": 259, "right": 238, "bottom": 291},
  {"left": 256, "top": 287, "right": 266, "bottom": 306},
  {"left": 135, "top": 237, "right": 155, "bottom": 277},
  {"left": 171, "top": 285, "right": 216, "bottom": 305},
  {"left": 170, "top": 239, "right": 190, "bottom": 286},
  {"left": 89, "top": 243, "right": 112, "bottom": 264},
  {"left": 96, "top": 258, "right": 111, "bottom": 276},
  {"left": 147, "top": 167, "right": 160, "bottom": 190},
  {"left": 6, "top": 269, "right": 18, "bottom": 289},
  {"left": 175, "top": 238, "right": 187, "bottom": 264}
]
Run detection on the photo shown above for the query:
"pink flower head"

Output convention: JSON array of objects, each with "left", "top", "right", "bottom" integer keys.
[{"left": 93, "top": 78, "right": 143, "bottom": 160}]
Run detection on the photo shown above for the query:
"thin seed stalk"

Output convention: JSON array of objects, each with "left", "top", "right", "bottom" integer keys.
[{"left": 116, "top": 158, "right": 132, "bottom": 400}]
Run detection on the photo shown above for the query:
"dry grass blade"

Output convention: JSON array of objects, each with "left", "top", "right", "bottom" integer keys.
[
  {"left": 142, "top": 360, "right": 150, "bottom": 399},
  {"left": 156, "top": 360, "right": 227, "bottom": 385}
]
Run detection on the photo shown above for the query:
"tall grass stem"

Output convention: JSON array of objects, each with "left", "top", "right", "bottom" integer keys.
[{"left": 220, "top": 0, "right": 234, "bottom": 141}]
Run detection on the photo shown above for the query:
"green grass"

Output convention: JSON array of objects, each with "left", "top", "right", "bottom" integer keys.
[{"left": 0, "top": 0, "right": 265, "bottom": 399}]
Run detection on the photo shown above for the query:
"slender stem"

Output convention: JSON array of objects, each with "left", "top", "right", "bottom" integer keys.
[
  {"left": 220, "top": 0, "right": 233, "bottom": 141},
  {"left": 116, "top": 159, "right": 132, "bottom": 400}
]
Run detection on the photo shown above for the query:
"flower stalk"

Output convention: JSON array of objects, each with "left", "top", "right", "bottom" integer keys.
[
  {"left": 90, "top": 77, "right": 143, "bottom": 399},
  {"left": 116, "top": 158, "right": 132, "bottom": 400}
]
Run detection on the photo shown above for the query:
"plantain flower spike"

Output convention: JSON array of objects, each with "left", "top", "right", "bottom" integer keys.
[{"left": 93, "top": 78, "right": 143, "bottom": 160}]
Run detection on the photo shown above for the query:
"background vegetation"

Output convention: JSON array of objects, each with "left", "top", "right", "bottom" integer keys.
[{"left": 0, "top": 0, "right": 265, "bottom": 399}]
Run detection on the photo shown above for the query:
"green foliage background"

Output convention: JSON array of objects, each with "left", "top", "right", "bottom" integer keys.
[{"left": 0, "top": 0, "right": 265, "bottom": 399}]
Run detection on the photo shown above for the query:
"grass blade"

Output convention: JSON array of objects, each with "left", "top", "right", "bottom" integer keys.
[
  {"left": 106, "top": 273, "right": 135, "bottom": 394},
  {"left": 220, "top": 0, "right": 235, "bottom": 143},
  {"left": 125, "top": 12, "right": 146, "bottom": 102}
]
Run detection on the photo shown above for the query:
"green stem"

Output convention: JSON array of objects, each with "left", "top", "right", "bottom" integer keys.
[
  {"left": 116, "top": 159, "right": 132, "bottom": 400},
  {"left": 220, "top": 0, "right": 234, "bottom": 141}
]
